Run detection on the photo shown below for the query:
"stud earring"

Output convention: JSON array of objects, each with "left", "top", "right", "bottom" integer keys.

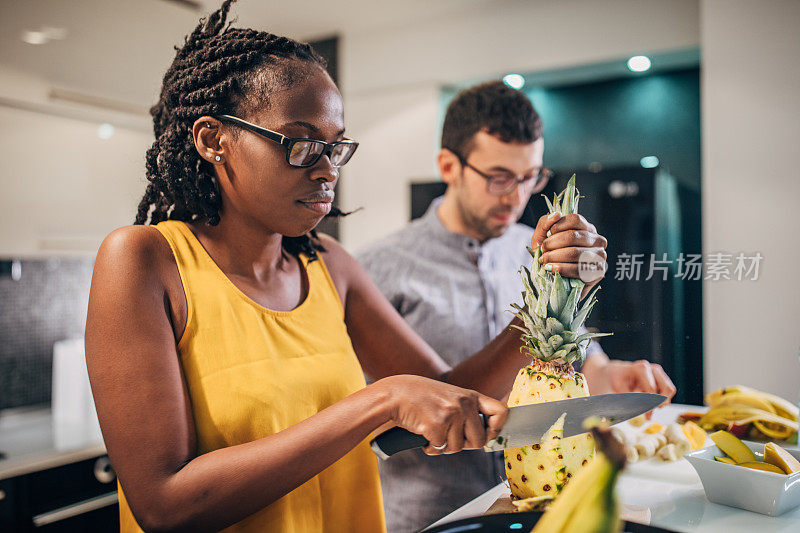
[{"left": 214, "top": 155, "right": 221, "bottom": 162}]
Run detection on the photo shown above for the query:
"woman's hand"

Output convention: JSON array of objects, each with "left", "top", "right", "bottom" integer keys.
[
  {"left": 532, "top": 212, "right": 608, "bottom": 297},
  {"left": 375, "top": 375, "right": 509, "bottom": 455}
]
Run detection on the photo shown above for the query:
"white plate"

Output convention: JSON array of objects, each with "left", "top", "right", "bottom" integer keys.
[{"left": 684, "top": 440, "right": 800, "bottom": 516}]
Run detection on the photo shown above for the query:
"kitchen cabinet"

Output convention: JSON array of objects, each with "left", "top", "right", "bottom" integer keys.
[{"left": 1, "top": 454, "right": 118, "bottom": 532}]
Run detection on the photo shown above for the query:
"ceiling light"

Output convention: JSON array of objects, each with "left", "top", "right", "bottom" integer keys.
[
  {"left": 503, "top": 74, "right": 525, "bottom": 90},
  {"left": 21, "top": 31, "right": 48, "bottom": 45},
  {"left": 627, "top": 55, "right": 652, "bottom": 73},
  {"left": 97, "top": 124, "right": 115, "bottom": 140},
  {"left": 20, "top": 26, "right": 67, "bottom": 45},
  {"left": 640, "top": 155, "right": 659, "bottom": 168}
]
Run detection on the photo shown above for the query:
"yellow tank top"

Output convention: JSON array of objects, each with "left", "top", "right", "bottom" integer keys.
[{"left": 118, "top": 220, "right": 386, "bottom": 532}]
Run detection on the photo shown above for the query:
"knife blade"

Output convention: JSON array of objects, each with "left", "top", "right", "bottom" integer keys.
[{"left": 370, "top": 392, "right": 665, "bottom": 459}]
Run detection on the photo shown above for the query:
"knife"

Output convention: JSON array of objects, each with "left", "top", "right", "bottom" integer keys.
[{"left": 370, "top": 392, "right": 666, "bottom": 459}]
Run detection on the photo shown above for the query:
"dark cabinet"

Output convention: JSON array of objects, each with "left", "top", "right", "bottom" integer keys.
[{"left": 1, "top": 455, "right": 119, "bottom": 532}]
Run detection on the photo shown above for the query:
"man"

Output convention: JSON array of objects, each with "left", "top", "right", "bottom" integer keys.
[{"left": 357, "top": 81, "right": 676, "bottom": 532}]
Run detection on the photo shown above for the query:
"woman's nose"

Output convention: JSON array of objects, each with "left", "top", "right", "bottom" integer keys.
[{"left": 310, "top": 156, "right": 338, "bottom": 183}]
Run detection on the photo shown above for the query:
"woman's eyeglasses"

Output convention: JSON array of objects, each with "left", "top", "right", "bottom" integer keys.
[
  {"left": 453, "top": 151, "right": 550, "bottom": 196},
  {"left": 216, "top": 115, "right": 359, "bottom": 168}
]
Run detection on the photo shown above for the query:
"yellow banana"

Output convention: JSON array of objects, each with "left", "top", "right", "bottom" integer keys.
[
  {"left": 711, "top": 393, "right": 776, "bottom": 414},
  {"left": 531, "top": 425, "right": 626, "bottom": 533},
  {"left": 706, "top": 386, "right": 798, "bottom": 420}
]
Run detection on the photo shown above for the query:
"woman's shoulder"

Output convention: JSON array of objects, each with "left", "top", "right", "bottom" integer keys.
[
  {"left": 95, "top": 225, "right": 181, "bottom": 293},
  {"left": 315, "top": 233, "right": 351, "bottom": 275},
  {"left": 98, "top": 225, "right": 173, "bottom": 267},
  {"left": 314, "top": 233, "right": 361, "bottom": 301}
]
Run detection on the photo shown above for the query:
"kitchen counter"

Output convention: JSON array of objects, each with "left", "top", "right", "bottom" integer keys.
[
  {"left": 0, "top": 406, "right": 105, "bottom": 480},
  {"left": 427, "top": 404, "right": 800, "bottom": 532}
]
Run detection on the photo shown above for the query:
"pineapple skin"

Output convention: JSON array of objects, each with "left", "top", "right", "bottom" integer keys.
[{"left": 504, "top": 360, "right": 595, "bottom": 506}]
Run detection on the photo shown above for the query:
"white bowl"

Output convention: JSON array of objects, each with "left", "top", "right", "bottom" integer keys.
[{"left": 684, "top": 440, "right": 800, "bottom": 516}]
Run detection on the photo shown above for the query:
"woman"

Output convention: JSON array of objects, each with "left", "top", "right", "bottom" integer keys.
[{"left": 85, "top": 1, "right": 604, "bottom": 532}]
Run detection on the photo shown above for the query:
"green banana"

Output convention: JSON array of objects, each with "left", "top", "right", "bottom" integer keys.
[{"left": 530, "top": 424, "right": 627, "bottom": 533}]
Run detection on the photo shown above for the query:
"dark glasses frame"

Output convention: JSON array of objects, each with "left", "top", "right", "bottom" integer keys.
[
  {"left": 451, "top": 150, "right": 551, "bottom": 196},
  {"left": 215, "top": 114, "right": 359, "bottom": 168}
]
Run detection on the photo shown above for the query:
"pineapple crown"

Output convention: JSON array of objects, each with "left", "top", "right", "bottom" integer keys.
[{"left": 510, "top": 175, "right": 611, "bottom": 366}]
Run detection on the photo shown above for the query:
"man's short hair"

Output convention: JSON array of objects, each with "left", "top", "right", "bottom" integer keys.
[{"left": 441, "top": 80, "right": 543, "bottom": 158}]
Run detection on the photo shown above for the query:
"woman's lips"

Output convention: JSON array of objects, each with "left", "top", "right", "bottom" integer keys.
[{"left": 298, "top": 200, "right": 332, "bottom": 215}]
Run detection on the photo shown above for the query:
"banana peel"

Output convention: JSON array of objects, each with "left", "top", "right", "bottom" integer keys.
[
  {"left": 531, "top": 424, "right": 626, "bottom": 533},
  {"left": 700, "top": 385, "right": 798, "bottom": 441}
]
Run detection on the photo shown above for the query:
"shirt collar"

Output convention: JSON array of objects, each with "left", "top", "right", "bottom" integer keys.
[
  {"left": 422, "top": 196, "right": 481, "bottom": 252},
  {"left": 421, "top": 196, "right": 483, "bottom": 254},
  {"left": 421, "top": 196, "right": 530, "bottom": 257}
]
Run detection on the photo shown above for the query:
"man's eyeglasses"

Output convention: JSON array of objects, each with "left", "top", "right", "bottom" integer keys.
[
  {"left": 216, "top": 115, "right": 359, "bottom": 168},
  {"left": 453, "top": 151, "right": 551, "bottom": 196}
]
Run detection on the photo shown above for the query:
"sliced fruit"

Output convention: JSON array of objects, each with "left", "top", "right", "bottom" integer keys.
[
  {"left": 764, "top": 442, "right": 800, "bottom": 474},
  {"left": 709, "top": 430, "right": 756, "bottom": 463},
  {"left": 737, "top": 461, "right": 786, "bottom": 474},
  {"left": 714, "top": 456, "right": 736, "bottom": 464},
  {"left": 682, "top": 421, "right": 707, "bottom": 450},
  {"left": 677, "top": 411, "right": 704, "bottom": 423},
  {"left": 727, "top": 423, "right": 749, "bottom": 439},
  {"left": 644, "top": 423, "right": 664, "bottom": 434},
  {"left": 628, "top": 414, "right": 647, "bottom": 427}
]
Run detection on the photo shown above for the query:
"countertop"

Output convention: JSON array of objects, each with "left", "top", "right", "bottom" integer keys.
[
  {"left": 0, "top": 406, "right": 105, "bottom": 480},
  {"left": 427, "top": 404, "right": 800, "bottom": 532}
]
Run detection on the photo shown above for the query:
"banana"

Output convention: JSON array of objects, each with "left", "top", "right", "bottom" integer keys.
[
  {"left": 699, "top": 385, "right": 798, "bottom": 442},
  {"left": 531, "top": 424, "right": 626, "bottom": 533},
  {"left": 706, "top": 386, "right": 799, "bottom": 420}
]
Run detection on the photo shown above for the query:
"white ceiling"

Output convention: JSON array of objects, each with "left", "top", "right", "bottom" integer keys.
[{"left": 0, "top": 0, "right": 492, "bottom": 110}]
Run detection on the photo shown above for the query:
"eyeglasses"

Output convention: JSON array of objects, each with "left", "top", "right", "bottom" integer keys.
[
  {"left": 453, "top": 151, "right": 551, "bottom": 196},
  {"left": 216, "top": 114, "right": 359, "bottom": 168}
]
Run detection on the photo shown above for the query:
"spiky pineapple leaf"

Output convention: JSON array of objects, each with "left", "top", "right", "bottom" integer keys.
[
  {"left": 559, "top": 285, "right": 582, "bottom": 326},
  {"left": 548, "top": 271, "right": 568, "bottom": 316}
]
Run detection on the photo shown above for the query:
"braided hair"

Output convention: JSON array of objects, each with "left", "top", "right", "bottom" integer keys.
[{"left": 135, "top": 0, "right": 343, "bottom": 259}]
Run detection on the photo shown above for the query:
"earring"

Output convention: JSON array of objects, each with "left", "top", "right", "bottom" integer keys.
[{"left": 214, "top": 155, "right": 221, "bottom": 162}]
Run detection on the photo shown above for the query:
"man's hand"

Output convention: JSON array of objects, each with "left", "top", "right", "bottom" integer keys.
[
  {"left": 532, "top": 212, "right": 608, "bottom": 297},
  {"left": 581, "top": 353, "right": 677, "bottom": 415}
]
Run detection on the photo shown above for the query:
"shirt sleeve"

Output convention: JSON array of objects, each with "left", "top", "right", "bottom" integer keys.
[{"left": 354, "top": 246, "right": 403, "bottom": 312}]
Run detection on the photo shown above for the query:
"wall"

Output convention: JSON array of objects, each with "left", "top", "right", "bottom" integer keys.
[
  {"left": 339, "top": 0, "right": 701, "bottom": 251},
  {"left": 701, "top": 0, "right": 800, "bottom": 402},
  {"left": 0, "top": 104, "right": 150, "bottom": 257},
  {"left": 523, "top": 69, "right": 701, "bottom": 190}
]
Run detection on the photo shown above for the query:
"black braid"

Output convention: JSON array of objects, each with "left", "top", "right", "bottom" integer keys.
[{"left": 136, "top": 0, "right": 345, "bottom": 260}]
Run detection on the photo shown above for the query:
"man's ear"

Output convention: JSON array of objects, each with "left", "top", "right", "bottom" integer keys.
[
  {"left": 438, "top": 148, "right": 462, "bottom": 186},
  {"left": 192, "top": 116, "right": 225, "bottom": 165}
]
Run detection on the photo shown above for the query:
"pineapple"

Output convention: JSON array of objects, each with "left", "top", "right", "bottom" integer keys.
[{"left": 504, "top": 176, "right": 611, "bottom": 508}]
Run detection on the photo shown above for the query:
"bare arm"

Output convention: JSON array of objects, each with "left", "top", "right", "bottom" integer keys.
[{"left": 86, "top": 228, "right": 506, "bottom": 532}]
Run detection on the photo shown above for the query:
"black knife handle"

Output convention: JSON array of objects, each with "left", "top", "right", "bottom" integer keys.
[{"left": 370, "top": 414, "right": 487, "bottom": 459}]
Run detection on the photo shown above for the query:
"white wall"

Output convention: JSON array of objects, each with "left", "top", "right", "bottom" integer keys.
[
  {"left": 339, "top": 0, "right": 701, "bottom": 250},
  {"left": 0, "top": 105, "right": 151, "bottom": 257},
  {"left": 701, "top": 0, "right": 800, "bottom": 402}
]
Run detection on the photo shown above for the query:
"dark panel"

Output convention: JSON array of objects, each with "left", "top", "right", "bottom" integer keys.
[{"left": 309, "top": 36, "right": 341, "bottom": 240}]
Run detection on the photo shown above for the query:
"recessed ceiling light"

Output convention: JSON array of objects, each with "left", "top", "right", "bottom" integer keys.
[
  {"left": 627, "top": 55, "right": 652, "bottom": 73},
  {"left": 97, "top": 124, "right": 115, "bottom": 140},
  {"left": 20, "top": 26, "right": 67, "bottom": 45},
  {"left": 640, "top": 155, "right": 659, "bottom": 168},
  {"left": 503, "top": 74, "right": 525, "bottom": 90},
  {"left": 21, "top": 30, "right": 48, "bottom": 45}
]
